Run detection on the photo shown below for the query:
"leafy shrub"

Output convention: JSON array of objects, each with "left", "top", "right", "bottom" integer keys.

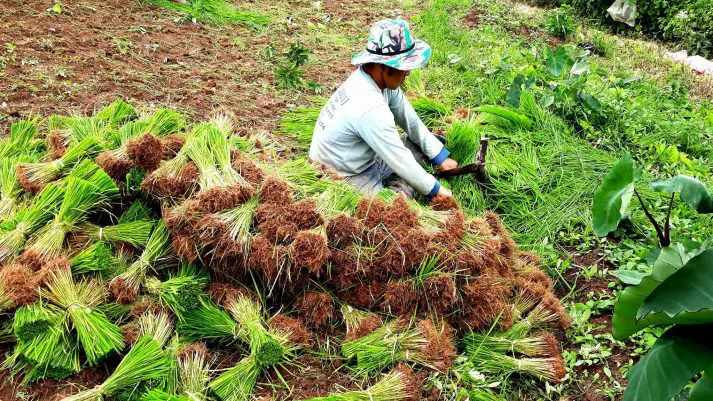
[
  {"left": 274, "top": 43, "right": 312, "bottom": 90},
  {"left": 546, "top": 5, "right": 576, "bottom": 39}
]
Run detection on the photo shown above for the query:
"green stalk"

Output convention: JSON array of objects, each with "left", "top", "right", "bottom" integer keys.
[
  {"left": 225, "top": 294, "right": 287, "bottom": 366},
  {"left": 145, "top": 265, "right": 208, "bottom": 319},
  {"left": 77, "top": 219, "right": 154, "bottom": 247},
  {"left": 209, "top": 354, "right": 260, "bottom": 401},
  {"left": 465, "top": 332, "right": 558, "bottom": 357},
  {"left": 315, "top": 182, "right": 361, "bottom": 218},
  {"left": 177, "top": 297, "right": 239, "bottom": 342},
  {"left": 12, "top": 302, "right": 64, "bottom": 342},
  {"left": 467, "top": 348, "right": 564, "bottom": 382},
  {"left": 70, "top": 242, "right": 120, "bottom": 276},
  {"left": 177, "top": 343, "right": 213, "bottom": 399},
  {"left": 95, "top": 99, "right": 137, "bottom": 128},
  {"left": 207, "top": 197, "right": 259, "bottom": 255},
  {"left": 43, "top": 268, "right": 124, "bottom": 366},
  {"left": 0, "top": 118, "right": 41, "bottom": 158},
  {"left": 0, "top": 156, "right": 30, "bottom": 219}
]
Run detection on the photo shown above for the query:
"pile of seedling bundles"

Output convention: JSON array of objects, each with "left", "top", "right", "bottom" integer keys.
[{"left": 0, "top": 100, "right": 570, "bottom": 401}]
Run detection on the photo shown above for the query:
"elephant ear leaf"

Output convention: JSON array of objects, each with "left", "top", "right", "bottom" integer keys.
[
  {"left": 650, "top": 175, "right": 713, "bottom": 214},
  {"left": 638, "top": 249, "right": 713, "bottom": 322},
  {"left": 690, "top": 368, "right": 713, "bottom": 401},
  {"left": 592, "top": 154, "right": 638, "bottom": 237},
  {"left": 612, "top": 244, "right": 690, "bottom": 340},
  {"left": 623, "top": 325, "right": 713, "bottom": 401}
]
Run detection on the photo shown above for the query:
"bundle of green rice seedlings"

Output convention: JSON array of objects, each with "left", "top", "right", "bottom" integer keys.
[
  {"left": 467, "top": 347, "right": 565, "bottom": 382},
  {"left": 314, "top": 180, "right": 361, "bottom": 219},
  {"left": 225, "top": 293, "right": 290, "bottom": 366},
  {"left": 23, "top": 170, "right": 119, "bottom": 265},
  {"left": 197, "top": 196, "right": 259, "bottom": 260},
  {"left": 303, "top": 366, "right": 418, "bottom": 401},
  {"left": 43, "top": 268, "right": 124, "bottom": 365},
  {"left": 12, "top": 302, "right": 64, "bottom": 342},
  {"left": 475, "top": 105, "right": 532, "bottom": 130},
  {"left": 468, "top": 388, "right": 507, "bottom": 401},
  {"left": 8, "top": 323, "right": 81, "bottom": 383},
  {"left": 145, "top": 264, "right": 209, "bottom": 319},
  {"left": 411, "top": 96, "right": 450, "bottom": 128},
  {"left": 76, "top": 218, "right": 154, "bottom": 247},
  {"left": 109, "top": 220, "right": 171, "bottom": 304},
  {"left": 0, "top": 118, "right": 42, "bottom": 159},
  {"left": 120, "top": 200, "right": 153, "bottom": 223},
  {"left": 140, "top": 390, "right": 192, "bottom": 401},
  {"left": 277, "top": 99, "right": 325, "bottom": 149},
  {"left": 263, "top": 158, "right": 328, "bottom": 197},
  {"left": 342, "top": 318, "right": 455, "bottom": 374},
  {"left": 16, "top": 136, "right": 102, "bottom": 194},
  {"left": 504, "top": 293, "right": 570, "bottom": 339},
  {"left": 464, "top": 331, "right": 559, "bottom": 358},
  {"left": 98, "top": 108, "right": 185, "bottom": 179},
  {"left": 60, "top": 313, "right": 173, "bottom": 401},
  {"left": 70, "top": 242, "right": 121, "bottom": 276},
  {"left": 95, "top": 99, "right": 137, "bottom": 128},
  {"left": 209, "top": 353, "right": 261, "bottom": 401},
  {"left": 0, "top": 183, "right": 64, "bottom": 262},
  {"left": 185, "top": 117, "right": 254, "bottom": 212},
  {"left": 176, "top": 342, "right": 213, "bottom": 399},
  {"left": 177, "top": 297, "right": 240, "bottom": 342},
  {"left": 0, "top": 155, "right": 34, "bottom": 220}
]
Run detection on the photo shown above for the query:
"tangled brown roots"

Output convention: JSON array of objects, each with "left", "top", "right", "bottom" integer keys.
[
  {"left": 345, "top": 314, "right": 382, "bottom": 342},
  {"left": 270, "top": 314, "right": 311, "bottom": 348},
  {"left": 461, "top": 272, "right": 512, "bottom": 330},
  {"left": 393, "top": 364, "right": 420, "bottom": 401},
  {"left": 419, "top": 319, "right": 456, "bottom": 372},
  {"left": 108, "top": 277, "right": 140, "bottom": 305},
  {"left": 232, "top": 156, "right": 264, "bottom": 185},
  {"left": 431, "top": 195, "right": 460, "bottom": 211},
  {"left": 259, "top": 177, "right": 293, "bottom": 205},
  {"left": 16, "top": 165, "right": 43, "bottom": 195},
  {"left": 206, "top": 283, "right": 253, "bottom": 307},
  {"left": 161, "top": 134, "right": 185, "bottom": 160},
  {"left": 142, "top": 161, "right": 199, "bottom": 199},
  {"left": 47, "top": 131, "right": 67, "bottom": 160},
  {"left": 126, "top": 133, "right": 164, "bottom": 170},
  {"left": 291, "top": 231, "right": 330, "bottom": 277},
  {"left": 339, "top": 282, "right": 385, "bottom": 310},
  {"left": 196, "top": 184, "right": 254, "bottom": 214},
  {"left": 356, "top": 198, "right": 389, "bottom": 230},
  {"left": 291, "top": 199, "right": 324, "bottom": 230},
  {"left": 382, "top": 280, "right": 419, "bottom": 316},
  {"left": 96, "top": 151, "right": 133, "bottom": 180},
  {"left": 4, "top": 264, "right": 38, "bottom": 306},
  {"left": 295, "top": 291, "right": 334, "bottom": 328},
  {"left": 383, "top": 195, "right": 418, "bottom": 233},
  {"left": 421, "top": 274, "right": 457, "bottom": 314},
  {"left": 246, "top": 236, "right": 279, "bottom": 280},
  {"left": 130, "top": 299, "right": 167, "bottom": 319},
  {"left": 326, "top": 214, "right": 362, "bottom": 249}
]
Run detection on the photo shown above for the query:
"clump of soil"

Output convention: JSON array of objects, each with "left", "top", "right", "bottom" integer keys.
[{"left": 126, "top": 133, "right": 163, "bottom": 170}]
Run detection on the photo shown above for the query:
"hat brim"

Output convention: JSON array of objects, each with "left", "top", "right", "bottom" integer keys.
[{"left": 351, "top": 39, "right": 431, "bottom": 71}]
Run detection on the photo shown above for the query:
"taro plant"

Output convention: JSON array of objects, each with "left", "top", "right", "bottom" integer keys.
[{"left": 592, "top": 153, "right": 713, "bottom": 401}]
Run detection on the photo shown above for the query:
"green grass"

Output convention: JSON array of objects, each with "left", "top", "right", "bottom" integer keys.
[{"left": 141, "top": 0, "right": 270, "bottom": 27}]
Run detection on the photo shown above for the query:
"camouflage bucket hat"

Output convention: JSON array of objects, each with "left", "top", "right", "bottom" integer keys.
[{"left": 351, "top": 19, "right": 432, "bottom": 71}]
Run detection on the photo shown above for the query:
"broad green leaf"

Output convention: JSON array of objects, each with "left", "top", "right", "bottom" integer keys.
[
  {"left": 579, "top": 92, "right": 602, "bottom": 113},
  {"left": 592, "top": 154, "right": 636, "bottom": 237},
  {"left": 570, "top": 59, "right": 591, "bottom": 76},
  {"left": 539, "top": 94, "right": 554, "bottom": 108},
  {"left": 639, "top": 249, "right": 713, "bottom": 320},
  {"left": 612, "top": 244, "right": 690, "bottom": 340},
  {"left": 690, "top": 368, "right": 713, "bottom": 401},
  {"left": 623, "top": 325, "right": 713, "bottom": 401},
  {"left": 546, "top": 47, "right": 569, "bottom": 77},
  {"left": 650, "top": 175, "right": 713, "bottom": 214},
  {"left": 506, "top": 74, "right": 525, "bottom": 108},
  {"left": 613, "top": 269, "right": 649, "bottom": 285}
]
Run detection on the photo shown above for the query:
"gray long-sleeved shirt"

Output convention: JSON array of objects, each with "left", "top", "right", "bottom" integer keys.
[{"left": 309, "top": 67, "right": 449, "bottom": 196}]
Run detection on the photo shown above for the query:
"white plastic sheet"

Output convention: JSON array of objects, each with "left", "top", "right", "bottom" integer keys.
[
  {"left": 607, "top": 0, "right": 636, "bottom": 27},
  {"left": 664, "top": 50, "right": 713, "bottom": 76}
]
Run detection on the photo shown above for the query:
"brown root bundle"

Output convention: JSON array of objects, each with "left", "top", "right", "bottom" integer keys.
[
  {"left": 339, "top": 282, "right": 385, "bottom": 310},
  {"left": 177, "top": 342, "right": 213, "bottom": 361},
  {"left": 484, "top": 211, "right": 518, "bottom": 258},
  {"left": 398, "top": 230, "right": 433, "bottom": 274},
  {"left": 541, "top": 292, "right": 571, "bottom": 330},
  {"left": 4, "top": 263, "right": 38, "bottom": 306},
  {"left": 16, "top": 165, "right": 43, "bottom": 195},
  {"left": 421, "top": 274, "right": 457, "bottom": 314},
  {"left": 536, "top": 332, "right": 561, "bottom": 358},
  {"left": 461, "top": 273, "right": 512, "bottom": 330},
  {"left": 519, "top": 267, "right": 554, "bottom": 290},
  {"left": 96, "top": 151, "right": 133, "bottom": 180},
  {"left": 393, "top": 364, "right": 421, "bottom": 401},
  {"left": 518, "top": 251, "right": 542, "bottom": 266},
  {"left": 130, "top": 299, "right": 167, "bottom": 319},
  {"left": 432, "top": 211, "right": 466, "bottom": 252},
  {"left": 122, "top": 323, "right": 139, "bottom": 347},
  {"left": 47, "top": 131, "right": 67, "bottom": 160},
  {"left": 232, "top": 155, "right": 264, "bottom": 185},
  {"left": 295, "top": 291, "right": 334, "bottom": 329},
  {"left": 270, "top": 314, "right": 311, "bottom": 347},
  {"left": 290, "top": 199, "right": 324, "bottom": 230},
  {"left": 207, "top": 283, "right": 254, "bottom": 307},
  {"left": 345, "top": 314, "right": 382, "bottom": 342},
  {"left": 195, "top": 184, "right": 254, "bottom": 214},
  {"left": 36, "top": 256, "right": 70, "bottom": 286},
  {"left": 291, "top": 231, "right": 330, "bottom": 277},
  {"left": 418, "top": 319, "right": 456, "bottom": 372},
  {"left": 514, "top": 276, "right": 550, "bottom": 304},
  {"left": 257, "top": 219, "right": 298, "bottom": 245},
  {"left": 126, "top": 133, "right": 164, "bottom": 170},
  {"left": 383, "top": 195, "right": 419, "bottom": 233},
  {"left": 259, "top": 177, "right": 293, "bottom": 205},
  {"left": 381, "top": 280, "right": 419, "bottom": 316},
  {"left": 431, "top": 195, "right": 460, "bottom": 211},
  {"left": 171, "top": 234, "right": 202, "bottom": 263},
  {"left": 356, "top": 198, "right": 389, "bottom": 230},
  {"left": 16, "top": 249, "right": 46, "bottom": 271},
  {"left": 326, "top": 248, "right": 361, "bottom": 290},
  {"left": 326, "top": 214, "right": 362, "bottom": 249},
  {"left": 142, "top": 161, "right": 199, "bottom": 199},
  {"left": 161, "top": 134, "right": 185, "bottom": 160},
  {"left": 163, "top": 200, "right": 200, "bottom": 236},
  {"left": 455, "top": 250, "right": 487, "bottom": 276},
  {"left": 109, "top": 277, "right": 140, "bottom": 305},
  {"left": 246, "top": 235, "right": 279, "bottom": 280},
  {"left": 313, "top": 161, "right": 343, "bottom": 181}
]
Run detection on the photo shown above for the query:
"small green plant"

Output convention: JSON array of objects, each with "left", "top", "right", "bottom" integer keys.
[
  {"left": 274, "top": 43, "right": 311, "bottom": 90},
  {"left": 592, "top": 153, "right": 713, "bottom": 401},
  {"left": 112, "top": 38, "right": 133, "bottom": 55},
  {"left": 546, "top": 5, "right": 576, "bottom": 39}
]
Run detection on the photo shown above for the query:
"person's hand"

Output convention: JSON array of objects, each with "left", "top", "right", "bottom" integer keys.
[
  {"left": 437, "top": 186, "right": 453, "bottom": 198},
  {"left": 438, "top": 158, "right": 458, "bottom": 172}
]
